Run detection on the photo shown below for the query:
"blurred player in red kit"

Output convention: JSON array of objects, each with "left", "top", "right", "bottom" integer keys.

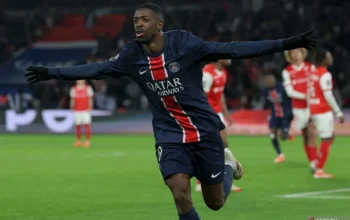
[
  {"left": 309, "top": 49, "right": 344, "bottom": 178},
  {"left": 70, "top": 80, "right": 94, "bottom": 148},
  {"left": 195, "top": 59, "right": 242, "bottom": 192},
  {"left": 282, "top": 48, "right": 317, "bottom": 170}
]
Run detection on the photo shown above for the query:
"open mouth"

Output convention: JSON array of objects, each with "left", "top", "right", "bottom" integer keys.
[{"left": 136, "top": 30, "right": 144, "bottom": 38}]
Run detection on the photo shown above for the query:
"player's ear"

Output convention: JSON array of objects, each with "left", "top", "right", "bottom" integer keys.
[{"left": 157, "top": 20, "right": 164, "bottom": 32}]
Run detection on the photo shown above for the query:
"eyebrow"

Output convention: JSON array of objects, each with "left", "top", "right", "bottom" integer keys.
[{"left": 133, "top": 15, "right": 151, "bottom": 19}]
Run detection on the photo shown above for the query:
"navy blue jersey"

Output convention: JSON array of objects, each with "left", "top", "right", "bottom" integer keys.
[
  {"left": 48, "top": 30, "right": 283, "bottom": 144},
  {"left": 264, "top": 83, "right": 292, "bottom": 118}
]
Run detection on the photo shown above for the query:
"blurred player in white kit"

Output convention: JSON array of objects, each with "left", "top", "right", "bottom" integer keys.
[
  {"left": 196, "top": 59, "right": 242, "bottom": 192},
  {"left": 70, "top": 80, "right": 94, "bottom": 148}
]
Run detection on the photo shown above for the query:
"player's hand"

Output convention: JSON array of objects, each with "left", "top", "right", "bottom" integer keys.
[
  {"left": 25, "top": 66, "right": 51, "bottom": 84},
  {"left": 282, "top": 30, "right": 317, "bottom": 50},
  {"left": 226, "top": 117, "right": 233, "bottom": 126},
  {"left": 336, "top": 112, "right": 345, "bottom": 124}
]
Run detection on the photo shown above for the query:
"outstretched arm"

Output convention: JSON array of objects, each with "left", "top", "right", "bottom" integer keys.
[
  {"left": 187, "top": 30, "right": 317, "bottom": 61},
  {"left": 25, "top": 47, "right": 131, "bottom": 84},
  {"left": 47, "top": 61, "right": 123, "bottom": 80},
  {"left": 202, "top": 40, "right": 284, "bottom": 60}
]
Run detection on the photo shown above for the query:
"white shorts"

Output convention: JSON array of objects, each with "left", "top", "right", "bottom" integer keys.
[
  {"left": 311, "top": 111, "right": 334, "bottom": 138},
  {"left": 218, "top": 112, "right": 226, "bottom": 126},
  {"left": 292, "top": 108, "right": 310, "bottom": 130},
  {"left": 74, "top": 111, "right": 92, "bottom": 125}
]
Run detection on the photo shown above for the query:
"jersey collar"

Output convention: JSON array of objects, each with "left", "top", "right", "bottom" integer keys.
[{"left": 292, "top": 62, "right": 305, "bottom": 71}]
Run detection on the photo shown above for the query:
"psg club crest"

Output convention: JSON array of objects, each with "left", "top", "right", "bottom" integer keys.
[
  {"left": 109, "top": 54, "right": 119, "bottom": 61},
  {"left": 168, "top": 62, "right": 180, "bottom": 73}
]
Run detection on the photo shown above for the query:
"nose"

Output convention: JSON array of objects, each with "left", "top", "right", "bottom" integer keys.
[{"left": 135, "top": 20, "right": 144, "bottom": 29}]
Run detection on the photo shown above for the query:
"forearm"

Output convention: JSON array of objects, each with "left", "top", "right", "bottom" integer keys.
[
  {"left": 324, "top": 90, "right": 342, "bottom": 115},
  {"left": 70, "top": 100, "right": 74, "bottom": 109},
  {"left": 48, "top": 62, "right": 109, "bottom": 80},
  {"left": 89, "top": 98, "right": 93, "bottom": 110},
  {"left": 221, "top": 95, "right": 230, "bottom": 116},
  {"left": 284, "top": 86, "right": 306, "bottom": 99},
  {"left": 205, "top": 40, "right": 283, "bottom": 60}
]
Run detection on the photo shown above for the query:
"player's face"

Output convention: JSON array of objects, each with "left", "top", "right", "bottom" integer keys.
[
  {"left": 133, "top": 9, "right": 163, "bottom": 44},
  {"left": 326, "top": 52, "right": 333, "bottom": 66},
  {"left": 289, "top": 49, "right": 304, "bottom": 62},
  {"left": 264, "top": 75, "right": 275, "bottom": 88},
  {"left": 218, "top": 59, "right": 231, "bottom": 67},
  {"left": 77, "top": 80, "right": 85, "bottom": 85}
]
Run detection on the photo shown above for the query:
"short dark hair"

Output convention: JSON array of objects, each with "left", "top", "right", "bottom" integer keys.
[
  {"left": 136, "top": 3, "right": 165, "bottom": 21},
  {"left": 312, "top": 48, "right": 328, "bottom": 66}
]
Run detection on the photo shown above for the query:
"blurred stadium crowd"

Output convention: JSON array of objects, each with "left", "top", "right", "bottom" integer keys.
[{"left": 1, "top": 0, "right": 349, "bottom": 111}]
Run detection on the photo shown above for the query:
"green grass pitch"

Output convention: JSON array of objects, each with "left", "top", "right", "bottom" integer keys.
[{"left": 0, "top": 135, "right": 349, "bottom": 220}]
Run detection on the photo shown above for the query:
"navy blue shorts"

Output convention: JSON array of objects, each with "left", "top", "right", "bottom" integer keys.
[
  {"left": 269, "top": 114, "right": 293, "bottom": 135},
  {"left": 155, "top": 132, "right": 225, "bottom": 185}
]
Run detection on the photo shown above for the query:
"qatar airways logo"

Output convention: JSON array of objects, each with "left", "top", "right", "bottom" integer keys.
[{"left": 146, "top": 78, "right": 184, "bottom": 97}]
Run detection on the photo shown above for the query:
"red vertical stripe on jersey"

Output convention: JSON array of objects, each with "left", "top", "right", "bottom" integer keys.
[
  {"left": 270, "top": 90, "right": 284, "bottom": 117},
  {"left": 148, "top": 55, "right": 200, "bottom": 143}
]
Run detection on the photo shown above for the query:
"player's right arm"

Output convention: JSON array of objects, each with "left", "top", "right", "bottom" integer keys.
[
  {"left": 25, "top": 44, "right": 132, "bottom": 84},
  {"left": 69, "top": 88, "right": 75, "bottom": 110},
  {"left": 320, "top": 72, "right": 344, "bottom": 122},
  {"left": 282, "top": 70, "right": 306, "bottom": 99}
]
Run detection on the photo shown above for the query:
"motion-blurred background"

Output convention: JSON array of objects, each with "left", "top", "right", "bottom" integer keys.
[{"left": 0, "top": 1, "right": 349, "bottom": 220}]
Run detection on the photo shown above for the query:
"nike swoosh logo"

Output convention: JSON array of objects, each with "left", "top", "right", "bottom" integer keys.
[
  {"left": 211, "top": 172, "right": 222, "bottom": 178},
  {"left": 139, "top": 70, "right": 148, "bottom": 75}
]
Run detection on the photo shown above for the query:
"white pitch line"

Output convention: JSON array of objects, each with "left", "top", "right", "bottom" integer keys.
[
  {"left": 302, "top": 195, "right": 350, "bottom": 199},
  {"left": 276, "top": 188, "right": 350, "bottom": 198}
]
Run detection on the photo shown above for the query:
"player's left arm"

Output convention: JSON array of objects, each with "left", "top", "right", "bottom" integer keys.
[
  {"left": 87, "top": 86, "right": 94, "bottom": 111},
  {"left": 221, "top": 94, "right": 233, "bottom": 125},
  {"left": 320, "top": 72, "right": 344, "bottom": 122},
  {"left": 185, "top": 30, "right": 316, "bottom": 61}
]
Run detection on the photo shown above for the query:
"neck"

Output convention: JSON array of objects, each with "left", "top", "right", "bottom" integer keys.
[
  {"left": 215, "top": 63, "right": 223, "bottom": 71},
  {"left": 292, "top": 60, "right": 303, "bottom": 66},
  {"left": 143, "top": 32, "right": 164, "bottom": 55}
]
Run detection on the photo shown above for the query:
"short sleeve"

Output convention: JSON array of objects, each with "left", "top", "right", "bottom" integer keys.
[
  {"left": 202, "top": 72, "right": 214, "bottom": 92},
  {"left": 87, "top": 86, "right": 94, "bottom": 96},
  {"left": 319, "top": 72, "right": 333, "bottom": 91},
  {"left": 69, "top": 88, "right": 75, "bottom": 97},
  {"left": 282, "top": 70, "right": 291, "bottom": 86}
]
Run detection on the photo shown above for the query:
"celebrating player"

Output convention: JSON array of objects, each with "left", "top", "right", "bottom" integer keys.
[
  {"left": 25, "top": 3, "right": 316, "bottom": 219},
  {"left": 264, "top": 73, "right": 293, "bottom": 163},
  {"left": 309, "top": 49, "right": 344, "bottom": 179},
  {"left": 195, "top": 59, "right": 242, "bottom": 192},
  {"left": 282, "top": 48, "right": 318, "bottom": 170},
  {"left": 70, "top": 80, "right": 94, "bottom": 148}
]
